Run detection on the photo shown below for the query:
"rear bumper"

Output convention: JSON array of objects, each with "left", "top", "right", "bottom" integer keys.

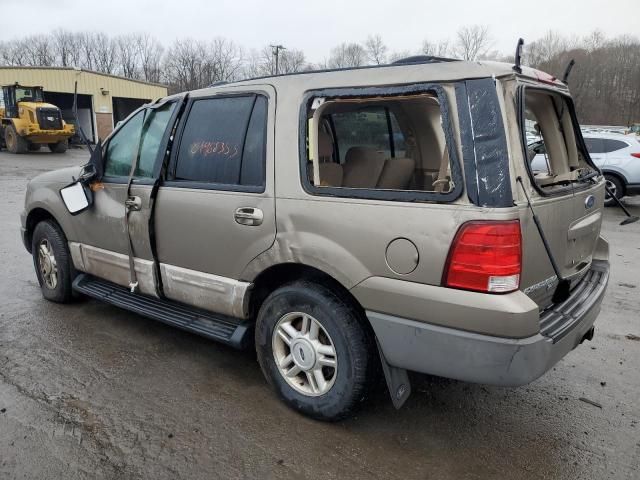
[{"left": 369, "top": 259, "right": 609, "bottom": 387}]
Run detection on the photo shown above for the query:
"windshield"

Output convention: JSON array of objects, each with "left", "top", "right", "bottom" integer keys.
[{"left": 15, "top": 87, "right": 44, "bottom": 103}]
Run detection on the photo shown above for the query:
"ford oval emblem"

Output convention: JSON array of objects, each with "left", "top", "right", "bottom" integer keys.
[{"left": 585, "top": 195, "right": 595, "bottom": 209}]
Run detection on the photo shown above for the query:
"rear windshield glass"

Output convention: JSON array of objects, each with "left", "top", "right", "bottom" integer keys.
[{"left": 523, "top": 90, "right": 597, "bottom": 191}]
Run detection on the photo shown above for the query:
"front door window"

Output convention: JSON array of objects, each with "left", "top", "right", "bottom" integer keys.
[{"left": 104, "top": 102, "right": 177, "bottom": 179}]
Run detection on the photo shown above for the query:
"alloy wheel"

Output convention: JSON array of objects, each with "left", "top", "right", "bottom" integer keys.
[
  {"left": 38, "top": 239, "right": 58, "bottom": 289},
  {"left": 272, "top": 311, "right": 338, "bottom": 396}
]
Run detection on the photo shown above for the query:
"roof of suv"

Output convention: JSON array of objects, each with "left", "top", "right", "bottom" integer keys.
[{"left": 200, "top": 59, "right": 567, "bottom": 95}]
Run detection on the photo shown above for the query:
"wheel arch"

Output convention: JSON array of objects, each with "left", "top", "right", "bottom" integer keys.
[
  {"left": 602, "top": 168, "right": 629, "bottom": 187},
  {"left": 24, "top": 207, "right": 64, "bottom": 253},
  {"left": 248, "top": 262, "right": 370, "bottom": 330}
]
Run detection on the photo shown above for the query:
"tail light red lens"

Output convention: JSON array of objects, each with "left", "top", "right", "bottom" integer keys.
[
  {"left": 444, "top": 220, "right": 522, "bottom": 293},
  {"left": 631, "top": 153, "right": 640, "bottom": 159}
]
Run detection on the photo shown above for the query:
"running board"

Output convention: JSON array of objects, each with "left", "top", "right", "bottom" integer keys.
[{"left": 73, "top": 274, "right": 252, "bottom": 349}]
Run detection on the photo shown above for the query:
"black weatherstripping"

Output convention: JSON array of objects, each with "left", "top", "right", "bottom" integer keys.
[
  {"left": 456, "top": 78, "right": 513, "bottom": 207},
  {"left": 299, "top": 83, "right": 463, "bottom": 203},
  {"left": 73, "top": 274, "right": 252, "bottom": 349}
]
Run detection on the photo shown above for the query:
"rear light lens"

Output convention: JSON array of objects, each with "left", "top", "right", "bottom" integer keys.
[
  {"left": 444, "top": 220, "right": 522, "bottom": 293},
  {"left": 631, "top": 153, "right": 640, "bottom": 159}
]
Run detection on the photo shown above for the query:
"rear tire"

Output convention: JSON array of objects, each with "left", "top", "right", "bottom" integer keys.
[
  {"left": 604, "top": 174, "right": 624, "bottom": 207},
  {"left": 48, "top": 140, "right": 68, "bottom": 153},
  {"left": 255, "top": 281, "right": 374, "bottom": 421},
  {"left": 32, "top": 220, "right": 74, "bottom": 303},
  {"left": 4, "top": 124, "right": 28, "bottom": 154}
]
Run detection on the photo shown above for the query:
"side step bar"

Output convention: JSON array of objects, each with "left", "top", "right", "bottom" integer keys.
[{"left": 73, "top": 274, "right": 252, "bottom": 349}]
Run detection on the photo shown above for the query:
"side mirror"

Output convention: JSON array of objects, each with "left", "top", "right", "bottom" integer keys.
[{"left": 60, "top": 181, "right": 93, "bottom": 215}]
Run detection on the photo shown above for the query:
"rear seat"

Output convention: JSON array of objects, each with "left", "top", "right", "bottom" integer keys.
[
  {"left": 342, "top": 147, "right": 386, "bottom": 188},
  {"left": 377, "top": 157, "right": 415, "bottom": 190},
  {"left": 342, "top": 146, "right": 415, "bottom": 190},
  {"left": 317, "top": 131, "right": 344, "bottom": 187}
]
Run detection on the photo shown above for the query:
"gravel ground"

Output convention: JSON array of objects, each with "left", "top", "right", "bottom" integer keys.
[{"left": 0, "top": 148, "right": 638, "bottom": 479}]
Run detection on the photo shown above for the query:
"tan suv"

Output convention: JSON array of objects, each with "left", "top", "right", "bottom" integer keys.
[{"left": 21, "top": 57, "right": 610, "bottom": 420}]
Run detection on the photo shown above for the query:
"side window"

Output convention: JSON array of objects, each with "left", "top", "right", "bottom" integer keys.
[
  {"left": 104, "top": 111, "right": 144, "bottom": 177},
  {"left": 602, "top": 139, "right": 628, "bottom": 153},
  {"left": 137, "top": 103, "right": 177, "bottom": 177},
  {"left": 103, "top": 102, "right": 176, "bottom": 178},
  {"left": 174, "top": 95, "right": 267, "bottom": 187},
  {"left": 584, "top": 137, "right": 605, "bottom": 154},
  {"left": 240, "top": 96, "right": 268, "bottom": 186},
  {"left": 307, "top": 92, "right": 452, "bottom": 195}
]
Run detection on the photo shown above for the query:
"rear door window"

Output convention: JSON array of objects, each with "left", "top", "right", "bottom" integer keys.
[{"left": 173, "top": 95, "right": 267, "bottom": 187}]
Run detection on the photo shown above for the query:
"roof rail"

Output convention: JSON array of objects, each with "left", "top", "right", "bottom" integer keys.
[
  {"left": 391, "top": 55, "right": 459, "bottom": 65},
  {"left": 208, "top": 81, "right": 228, "bottom": 87}
]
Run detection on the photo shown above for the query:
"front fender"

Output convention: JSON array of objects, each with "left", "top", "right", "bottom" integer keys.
[{"left": 23, "top": 175, "right": 83, "bottom": 246}]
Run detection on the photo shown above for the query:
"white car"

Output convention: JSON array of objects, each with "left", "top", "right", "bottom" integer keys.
[{"left": 530, "top": 133, "right": 640, "bottom": 206}]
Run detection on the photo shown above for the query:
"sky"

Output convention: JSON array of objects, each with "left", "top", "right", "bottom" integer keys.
[{"left": 2, "top": 0, "right": 638, "bottom": 62}]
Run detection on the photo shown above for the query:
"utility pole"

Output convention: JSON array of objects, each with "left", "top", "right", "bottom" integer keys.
[{"left": 270, "top": 44, "right": 286, "bottom": 75}]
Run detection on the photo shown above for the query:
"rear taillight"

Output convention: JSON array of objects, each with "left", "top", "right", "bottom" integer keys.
[
  {"left": 444, "top": 220, "right": 522, "bottom": 293},
  {"left": 631, "top": 153, "right": 640, "bottom": 159}
]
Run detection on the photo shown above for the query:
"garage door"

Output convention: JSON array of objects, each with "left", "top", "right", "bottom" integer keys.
[{"left": 44, "top": 91, "right": 94, "bottom": 144}]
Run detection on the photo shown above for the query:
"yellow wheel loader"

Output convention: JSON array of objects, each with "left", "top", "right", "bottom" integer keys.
[{"left": 0, "top": 83, "right": 74, "bottom": 154}]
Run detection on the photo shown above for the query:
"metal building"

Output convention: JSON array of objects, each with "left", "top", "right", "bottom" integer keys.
[{"left": 0, "top": 67, "right": 168, "bottom": 142}]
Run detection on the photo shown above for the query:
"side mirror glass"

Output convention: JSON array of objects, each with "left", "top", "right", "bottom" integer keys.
[{"left": 60, "top": 181, "right": 92, "bottom": 215}]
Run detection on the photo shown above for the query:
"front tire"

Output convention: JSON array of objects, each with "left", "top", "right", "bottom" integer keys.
[
  {"left": 604, "top": 174, "right": 624, "bottom": 207},
  {"left": 48, "top": 140, "right": 68, "bottom": 153},
  {"left": 5, "top": 124, "right": 28, "bottom": 154},
  {"left": 255, "top": 281, "right": 374, "bottom": 421},
  {"left": 32, "top": 220, "right": 74, "bottom": 303}
]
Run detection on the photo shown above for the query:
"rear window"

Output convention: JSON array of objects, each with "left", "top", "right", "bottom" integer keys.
[
  {"left": 522, "top": 89, "right": 597, "bottom": 192},
  {"left": 602, "top": 139, "right": 628, "bottom": 153}
]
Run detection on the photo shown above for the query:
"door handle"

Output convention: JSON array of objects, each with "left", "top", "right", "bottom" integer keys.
[
  {"left": 125, "top": 196, "right": 142, "bottom": 211},
  {"left": 234, "top": 207, "right": 263, "bottom": 226}
]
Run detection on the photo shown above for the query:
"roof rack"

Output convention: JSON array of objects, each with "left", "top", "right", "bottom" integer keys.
[{"left": 391, "top": 55, "right": 459, "bottom": 65}]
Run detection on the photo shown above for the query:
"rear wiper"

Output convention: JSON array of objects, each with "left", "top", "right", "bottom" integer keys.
[{"left": 538, "top": 169, "right": 598, "bottom": 188}]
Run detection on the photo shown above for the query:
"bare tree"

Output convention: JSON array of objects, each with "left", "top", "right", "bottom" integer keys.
[
  {"left": 454, "top": 25, "right": 492, "bottom": 61},
  {"left": 421, "top": 39, "right": 450, "bottom": 57},
  {"left": 117, "top": 34, "right": 140, "bottom": 78},
  {"left": 52, "top": 29, "right": 76, "bottom": 67},
  {"left": 78, "top": 32, "right": 97, "bottom": 70},
  {"left": 328, "top": 42, "right": 366, "bottom": 68},
  {"left": 22, "top": 35, "right": 55, "bottom": 66},
  {"left": 94, "top": 33, "right": 119, "bottom": 74},
  {"left": 365, "top": 34, "right": 387, "bottom": 65},
  {"left": 207, "top": 37, "right": 244, "bottom": 82},
  {"left": 279, "top": 49, "right": 307, "bottom": 73},
  {"left": 135, "top": 34, "right": 164, "bottom": 83}
]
